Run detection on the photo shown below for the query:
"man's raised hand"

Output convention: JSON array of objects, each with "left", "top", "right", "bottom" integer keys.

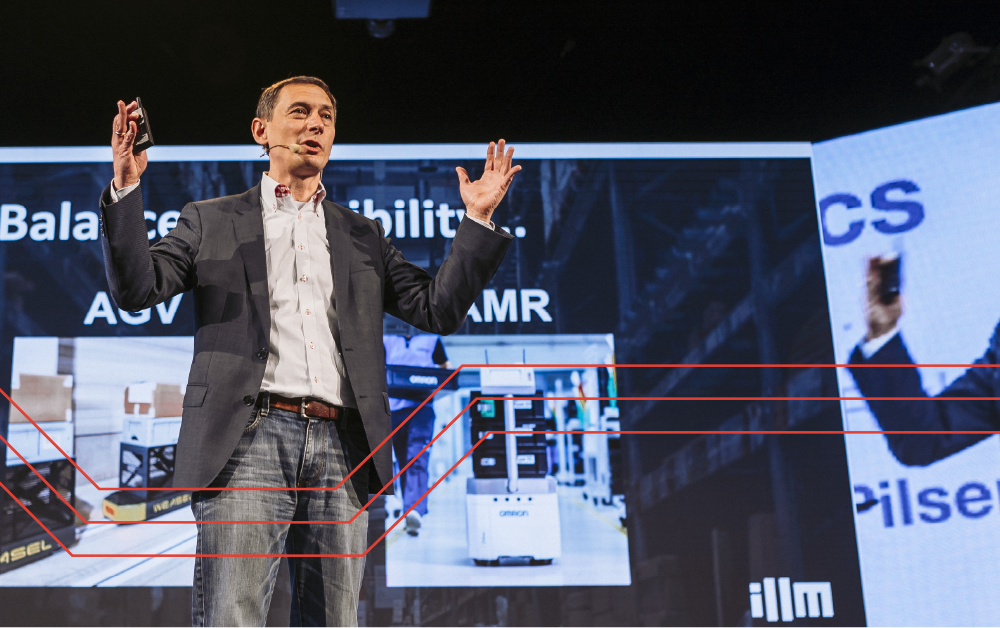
[
  {"left": 455, "top": 139, "right": 523, "bottom": 223},
  {"left": 111, "top": 100, "right": 149, "bottom": 191}
]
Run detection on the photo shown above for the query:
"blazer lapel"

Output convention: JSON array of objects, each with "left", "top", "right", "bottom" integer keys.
[
  {"left": 323, "top": 200, "right": 352, "bottom": 313},
  {"left": 232, "top": 183, "right": 270, "bottom": 334}
]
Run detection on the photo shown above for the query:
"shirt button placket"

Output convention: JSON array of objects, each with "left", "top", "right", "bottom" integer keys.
[{"left": 298, "top": 216, "right": 325, "bottom": 397}]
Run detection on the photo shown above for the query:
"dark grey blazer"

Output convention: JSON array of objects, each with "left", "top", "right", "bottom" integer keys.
[{"left": 98, "top": 182, "right": 512, "bottom": 492}]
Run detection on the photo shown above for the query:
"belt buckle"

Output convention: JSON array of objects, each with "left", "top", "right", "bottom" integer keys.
[{"left": 299, "top": 398, "right": 310, "bottom": 418}]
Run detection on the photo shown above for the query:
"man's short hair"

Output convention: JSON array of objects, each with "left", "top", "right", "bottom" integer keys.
[{"left": 256, "top": 76, "right": 337, "bottom": 122}]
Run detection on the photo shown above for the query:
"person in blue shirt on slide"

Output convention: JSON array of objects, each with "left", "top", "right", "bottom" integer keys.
[{"left": 383, "top": 319, "right": 451, "bottom": 536}]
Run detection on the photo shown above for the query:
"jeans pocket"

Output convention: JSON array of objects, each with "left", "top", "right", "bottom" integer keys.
[{"left": 243, "top": 407, "right": 263, "bottom": 434}]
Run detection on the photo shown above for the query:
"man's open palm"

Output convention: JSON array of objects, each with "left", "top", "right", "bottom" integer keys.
[
  {"left": 111, "top": 100, "right": 148, "bottom": 190},
  {"left": 456, "top": 139, "right": 522, "bottom": 223}
]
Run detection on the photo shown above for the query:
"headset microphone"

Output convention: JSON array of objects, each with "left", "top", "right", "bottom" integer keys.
[{"left": 264, "top": 144, "right": 303, "bottom": 156}]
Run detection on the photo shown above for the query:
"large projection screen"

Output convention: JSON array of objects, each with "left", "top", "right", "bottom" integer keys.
[
  {"left": 0, "top": 142, "right": 868, "bottom": 626},
  {"left": 814, "top": 102, "right": 1000, "bottom": 627}
]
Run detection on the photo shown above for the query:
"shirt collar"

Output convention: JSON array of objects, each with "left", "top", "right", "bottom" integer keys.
[{"left": 260, "top": 173, "right": 327, "bottom": 215}]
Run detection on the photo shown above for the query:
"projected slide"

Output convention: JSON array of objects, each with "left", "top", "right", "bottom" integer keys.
[
  {"left": 4, "top": 336, "right": 195, "bottom": 586},
  {"left": 813, "top": 102, "right": 1000, "bottom": 626},
  {"left": 0, "top": 142, "right": 867, "bottom": 624},
  {"left": 383, "top": 334, "right": 627, "bottom": 587}
]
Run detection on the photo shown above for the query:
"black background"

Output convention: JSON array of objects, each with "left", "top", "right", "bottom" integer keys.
[{"left": 1, "top": 1, "right": 999, "bottom": 147}]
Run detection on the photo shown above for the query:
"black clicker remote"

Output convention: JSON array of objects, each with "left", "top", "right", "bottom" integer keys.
[
  {"left": 132, "top": 97, "right": 155, "bottom": 155},
  {"left": 878, "top": 254, "right": 901, "bottom": 305}
]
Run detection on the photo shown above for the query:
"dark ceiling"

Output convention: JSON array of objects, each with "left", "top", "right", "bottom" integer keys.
[{"left": 2, "top": 0, "right": 998, "bottom": 147}]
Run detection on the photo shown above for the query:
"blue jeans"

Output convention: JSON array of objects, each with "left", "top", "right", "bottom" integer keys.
[
  {"left": 390, "top": 404, "right": 435, "bottom": 516},
  {"left": 191, "top": 405, "right": 371, "bottom": 627}
]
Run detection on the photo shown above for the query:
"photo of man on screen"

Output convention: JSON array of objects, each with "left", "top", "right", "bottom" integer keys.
[{"left": 848, "top": 255, "right": 1000, "bottom": 466}]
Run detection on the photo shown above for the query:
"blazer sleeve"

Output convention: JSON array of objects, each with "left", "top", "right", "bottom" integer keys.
[
  {"left": 848, "top": 329, "right": 1000, "bottom": 466},
  {"left": 379, "top": 215, "right": 513, "bottom": 335},
  {"left": 99, "top": 183, "right": 202, "bottom": 312}
]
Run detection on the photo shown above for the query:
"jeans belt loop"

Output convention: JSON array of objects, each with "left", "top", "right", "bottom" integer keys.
[{"left": 261, "top": 391, "right": 269, "bottom": 417}]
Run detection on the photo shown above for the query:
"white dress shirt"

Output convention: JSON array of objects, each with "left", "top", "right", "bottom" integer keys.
[
  {"left": 858, "top": 325, "right": 899, "bottom": 360},
  {"left": 257, "top": 173, "right": 356, "bottom": 407},
  {"left": 110, "top": 173, "right": 494, "bottom": 410},
  {"left": 858, "top": 325, "right": 900, "bottom": 360}
]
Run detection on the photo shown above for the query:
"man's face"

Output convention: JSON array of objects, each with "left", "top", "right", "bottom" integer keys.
[{"left": 255, "top": 83, "right": 335, "bottom": 175}]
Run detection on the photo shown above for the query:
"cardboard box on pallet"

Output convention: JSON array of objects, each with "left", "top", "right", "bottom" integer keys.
[
  {"left": 9, "top": 374, "right": 73, "bottom": 423},
  {"left": 123, "top": 383, "right": 183, "bottom": 417}
]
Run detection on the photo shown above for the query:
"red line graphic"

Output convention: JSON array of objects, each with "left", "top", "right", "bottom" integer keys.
[{"left": 1, "top": 362, "right": 995, "bottom": 557}]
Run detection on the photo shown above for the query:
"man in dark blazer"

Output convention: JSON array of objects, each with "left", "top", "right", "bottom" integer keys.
[
  {"left": 848, "top": 256, "right": 1000, "bottom": 466},
  {"left": 102, "top": 76, "right": 519, "bottom": 626}
]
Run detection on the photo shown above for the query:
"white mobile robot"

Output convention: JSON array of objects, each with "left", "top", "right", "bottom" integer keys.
[{"left": 465, "top": 366, "right": 562, "bottom": 565}]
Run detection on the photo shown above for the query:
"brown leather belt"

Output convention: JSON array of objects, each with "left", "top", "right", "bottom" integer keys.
[{"left": 260, "top": 392, "right": 343, "bottom": 420}]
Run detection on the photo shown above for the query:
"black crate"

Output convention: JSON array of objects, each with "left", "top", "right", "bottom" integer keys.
[
  {"left": 469, "top": 391, "right": 544, "bottom": 421},
  {"left": 471, "top": 419, "right": 549, "bottom": 448},
  {"left": 120, "top": 442, "right": 176, "bottom": 500},
  {"left": 472, "top": 443, "right": 548, "bottom": 479},
  {"left": 1, "top": 459, "right": 75, "bottom": 547}
]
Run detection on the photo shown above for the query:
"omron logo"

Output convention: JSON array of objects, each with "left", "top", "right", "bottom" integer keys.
[
  {"left": 499, "top": 510, "right": 528, "bottom": 517},
  {"left": 408, "top": 375, "right": 438, "bottom": 386},
  {"left": 749, "top": 578, "right": 833, "bottom": 622}
]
